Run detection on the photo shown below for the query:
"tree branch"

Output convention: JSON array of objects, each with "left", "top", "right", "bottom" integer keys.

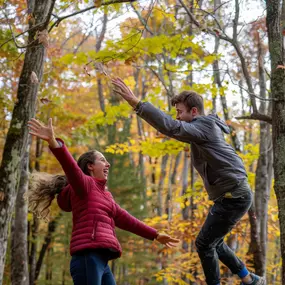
[
  {"left": 0, "top": 20, "right": 46, "bottom": 49},
  {"left": 178, "top": 0, "right": 260, "bottom": 113},
  {"left": 130, "top": 2, "right": 154, "bottom": 35},
  {"left": 235, "top": 113, "right": 272, "bottom": 124},
  {"left": 49, "top": 0, "right": 138, "bottom": 32}
]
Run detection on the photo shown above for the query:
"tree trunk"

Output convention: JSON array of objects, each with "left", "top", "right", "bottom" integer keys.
[
  {"left": 29, "top": 217, "right": 39, "bottom": 285},
  {"left": 0, "top": 1, "right": 55, "bottom": 283},
  {"left": 35, "top": 213, "right": 63, "bottom": 281},
  {"left": 253, "top": 34, "right": 272, "bottom": 276},
  {"left": 266, "top": 0, "right": 285, "bottom": 283},
  {"left": 165, "top": 156, "right": 173, "bottom": 220},
  {"left": 11, "top": 148, "right": 30, "bottom": 285},
  {"left": 157, "top": 154, "right": 169, "bottom": 216},
  {"left": 29, "top": 136, "right": 42, "bottom": 285},
  {"left": 96, "top": 12, "right": 108, "bottom": 113}
]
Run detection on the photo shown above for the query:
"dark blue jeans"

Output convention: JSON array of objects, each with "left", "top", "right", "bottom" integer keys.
[
  {"left": 70, "top": 250, "right": 116, "bottom": 285},
  {"left": 195, "top": 181, "right": 253, "bottom": 285}
]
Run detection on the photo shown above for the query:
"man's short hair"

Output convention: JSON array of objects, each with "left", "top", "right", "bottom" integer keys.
[{"left": 171, "top": 91, "right": 204, "bottom": 114}]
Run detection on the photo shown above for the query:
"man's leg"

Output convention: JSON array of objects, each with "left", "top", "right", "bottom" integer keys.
[{"left": 195, "top": 191, "right": 252, "bottom": 285}]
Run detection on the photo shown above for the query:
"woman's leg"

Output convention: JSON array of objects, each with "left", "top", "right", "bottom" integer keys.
[
  {"left": 102, "top": 265, "right": 116, "bottom": 285},
  {"left": 70, "top": 252, "right": 107, "bottom": 285},
  {"left": 70, "top": 254, "right": 87, "bottom": 285}
]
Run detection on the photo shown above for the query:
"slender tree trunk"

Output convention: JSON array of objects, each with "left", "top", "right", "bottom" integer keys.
[
  {"left": 0, "top": 1, "right": 56, "bottom": 283},
  {"left": 266, "top": 0, "right": 285, "bottom": 283},
  {"left": 96, "top": 12, "right": 108, "bottom": 113},
  {"left": 157, "top": 154, "right": 169, "bottom": 216},
  {"left": 11, "top": 148, "right": 30, "bottom": 285},
  {"left": 29, "top": 217, "right": 39, "bottom": 285},
  {"left": 29, "top": 136, "right": 42, "bottom": 285},
  {"left": 34, "top": 213, "right": 63, "bottom": 282},
  {"left": 165, "top": 156, "right": 173, "bottom": 220},
  {"left": 253, "top": 33, "right": 272, "bottom": 276}
]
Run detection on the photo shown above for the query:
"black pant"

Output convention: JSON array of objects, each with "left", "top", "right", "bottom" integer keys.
[{"left": 195, "top": 181, "right": 253, "bottom": 285}]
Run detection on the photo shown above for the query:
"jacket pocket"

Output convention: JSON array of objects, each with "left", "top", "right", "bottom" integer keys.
[{"left": 91, "top": 220, "right": 97, "bottom": 240}]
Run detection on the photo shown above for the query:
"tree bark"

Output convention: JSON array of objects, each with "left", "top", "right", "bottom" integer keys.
[
  {"left": 11, "top": 148, "right": 30, "bottom": 285},
  {"left": 0, "top": 1, "right": 56, "bottom": 283},
  {"left": 266, "top": 0, "right": 285, "bottom": 283}
]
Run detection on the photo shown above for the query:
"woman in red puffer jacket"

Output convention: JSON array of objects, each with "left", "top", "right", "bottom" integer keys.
[{"left": 27, "top": 118, "right": 179, "bottom": 285}]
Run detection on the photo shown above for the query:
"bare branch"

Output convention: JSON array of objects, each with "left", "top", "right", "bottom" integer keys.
[
  {"left": 235, "top": 113, "right": 272, "bottom": 124},
  {"left": 0, "top": 20, "right": 46, "bottom": 49},
  {"left": 233, "top": 0, "right": 239, "bottom": 41},
  {"left": 177, "top": 0, "right": 201, "bottom": 28},
  {"left": 178, "top": 0, "right": 259, "bottom": 113},
  {"left": 2, "top": 11, "right": 29, "bottom": 49},
  {"left": 49, "top": 0, "right": 138, "bottom": 32},
  {"left": 95, "top": 12, "right": 108, "bottom": 52},
  {"left": 130, "top": 3, "right": 154, "bottom": 35}
]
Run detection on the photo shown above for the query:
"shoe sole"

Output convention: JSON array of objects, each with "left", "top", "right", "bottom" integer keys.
[{"left": 257, "top": 277, "right": 266, "bottom": 285}]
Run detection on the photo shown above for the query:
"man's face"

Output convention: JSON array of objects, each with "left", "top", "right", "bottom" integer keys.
[{"left": 175, "top": 102, "right": 197, "bottom": 122}]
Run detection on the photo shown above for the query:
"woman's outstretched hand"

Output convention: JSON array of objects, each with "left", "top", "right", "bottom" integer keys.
[
  {"left": 28, "top": 118, "right": 59, "bottom": 148},
  {"left": 156, "top": 232, "right": 180, "bottom": 248}
]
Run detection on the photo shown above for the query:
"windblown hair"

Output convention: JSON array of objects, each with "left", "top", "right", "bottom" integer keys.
[
  {"left": 25, "top": 172, "right": 67, "bottom": 221},
  {"left": 26, "top": 150, "right": 98, "bottom": 221},
  {"left": 171, "top": 90, "right": 205, "bottom": 115}
]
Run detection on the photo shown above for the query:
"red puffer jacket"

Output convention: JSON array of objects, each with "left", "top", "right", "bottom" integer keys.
[{"left": 50, "top": 139, "right": 158, "bottom": 258}]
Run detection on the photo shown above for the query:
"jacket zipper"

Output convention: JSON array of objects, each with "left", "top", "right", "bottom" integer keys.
[{"left": 91, "top": 221, "right": 97, "bottom": 240}]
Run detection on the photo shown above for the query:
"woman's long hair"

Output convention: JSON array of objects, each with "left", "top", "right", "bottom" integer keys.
[{"left": 26, "top": 150, "right": 98, "bottom": 220}]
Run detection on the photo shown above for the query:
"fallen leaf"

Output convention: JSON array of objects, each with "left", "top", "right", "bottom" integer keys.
[
  {"left": 94, "top": 62, "right": 109, "bottom": 77},
  {"left": 0, "top": 191, "right": 4, "bottom": 201},
  {"left": 84, "top": 66, "right": 91, "bottom": 76},
  {"left": 277, "top": 65, "right": 285, "bottom": 69},
  {"left": 30, "top": 71, "right": 39, "bottom": 84}
]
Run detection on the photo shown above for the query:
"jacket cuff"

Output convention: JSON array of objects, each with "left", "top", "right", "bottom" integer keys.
[
  {"left": 134, "top": 101, "right": 143, "bottom": 112},
  {"left": 49, "top": 138, "right": 65, "bottom": 151}
]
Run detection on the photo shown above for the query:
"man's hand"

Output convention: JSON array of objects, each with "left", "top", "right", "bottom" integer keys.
[
  {"left": 28, "top": 118, "right": 59, "bottom": 148},
  {"left": 111, "top": 77, "right": 140, "bottom": 108},
  {"left": 156, "top": 232, "right": 180, "bottom": 248}
]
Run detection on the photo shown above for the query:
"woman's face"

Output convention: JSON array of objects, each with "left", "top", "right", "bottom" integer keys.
[{"left": 88, "top": 152, "right": 110, "bottom": 180}]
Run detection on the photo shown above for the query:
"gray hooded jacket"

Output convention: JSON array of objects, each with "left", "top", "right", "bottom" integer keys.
[{"left": 135, "top": 102, "right": 247, "bottom": 200}]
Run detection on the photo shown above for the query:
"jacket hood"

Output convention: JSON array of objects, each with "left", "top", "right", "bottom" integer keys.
[{"left": 207, "top": 114, "right": 230, "bottom": 134}]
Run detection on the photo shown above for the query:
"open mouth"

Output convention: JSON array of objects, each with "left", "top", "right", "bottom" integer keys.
[{"left": 103, "top": 169, "right": 109, "bottom": 176}]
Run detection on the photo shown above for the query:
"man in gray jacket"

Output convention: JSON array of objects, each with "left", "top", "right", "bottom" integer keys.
[{"left": 112, "top": 77, "right": 265, "bottom": 285}]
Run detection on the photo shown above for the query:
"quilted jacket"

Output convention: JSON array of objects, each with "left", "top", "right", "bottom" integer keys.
[{"left": 50, "top": 139, "right": 158, "bottom": 258}]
